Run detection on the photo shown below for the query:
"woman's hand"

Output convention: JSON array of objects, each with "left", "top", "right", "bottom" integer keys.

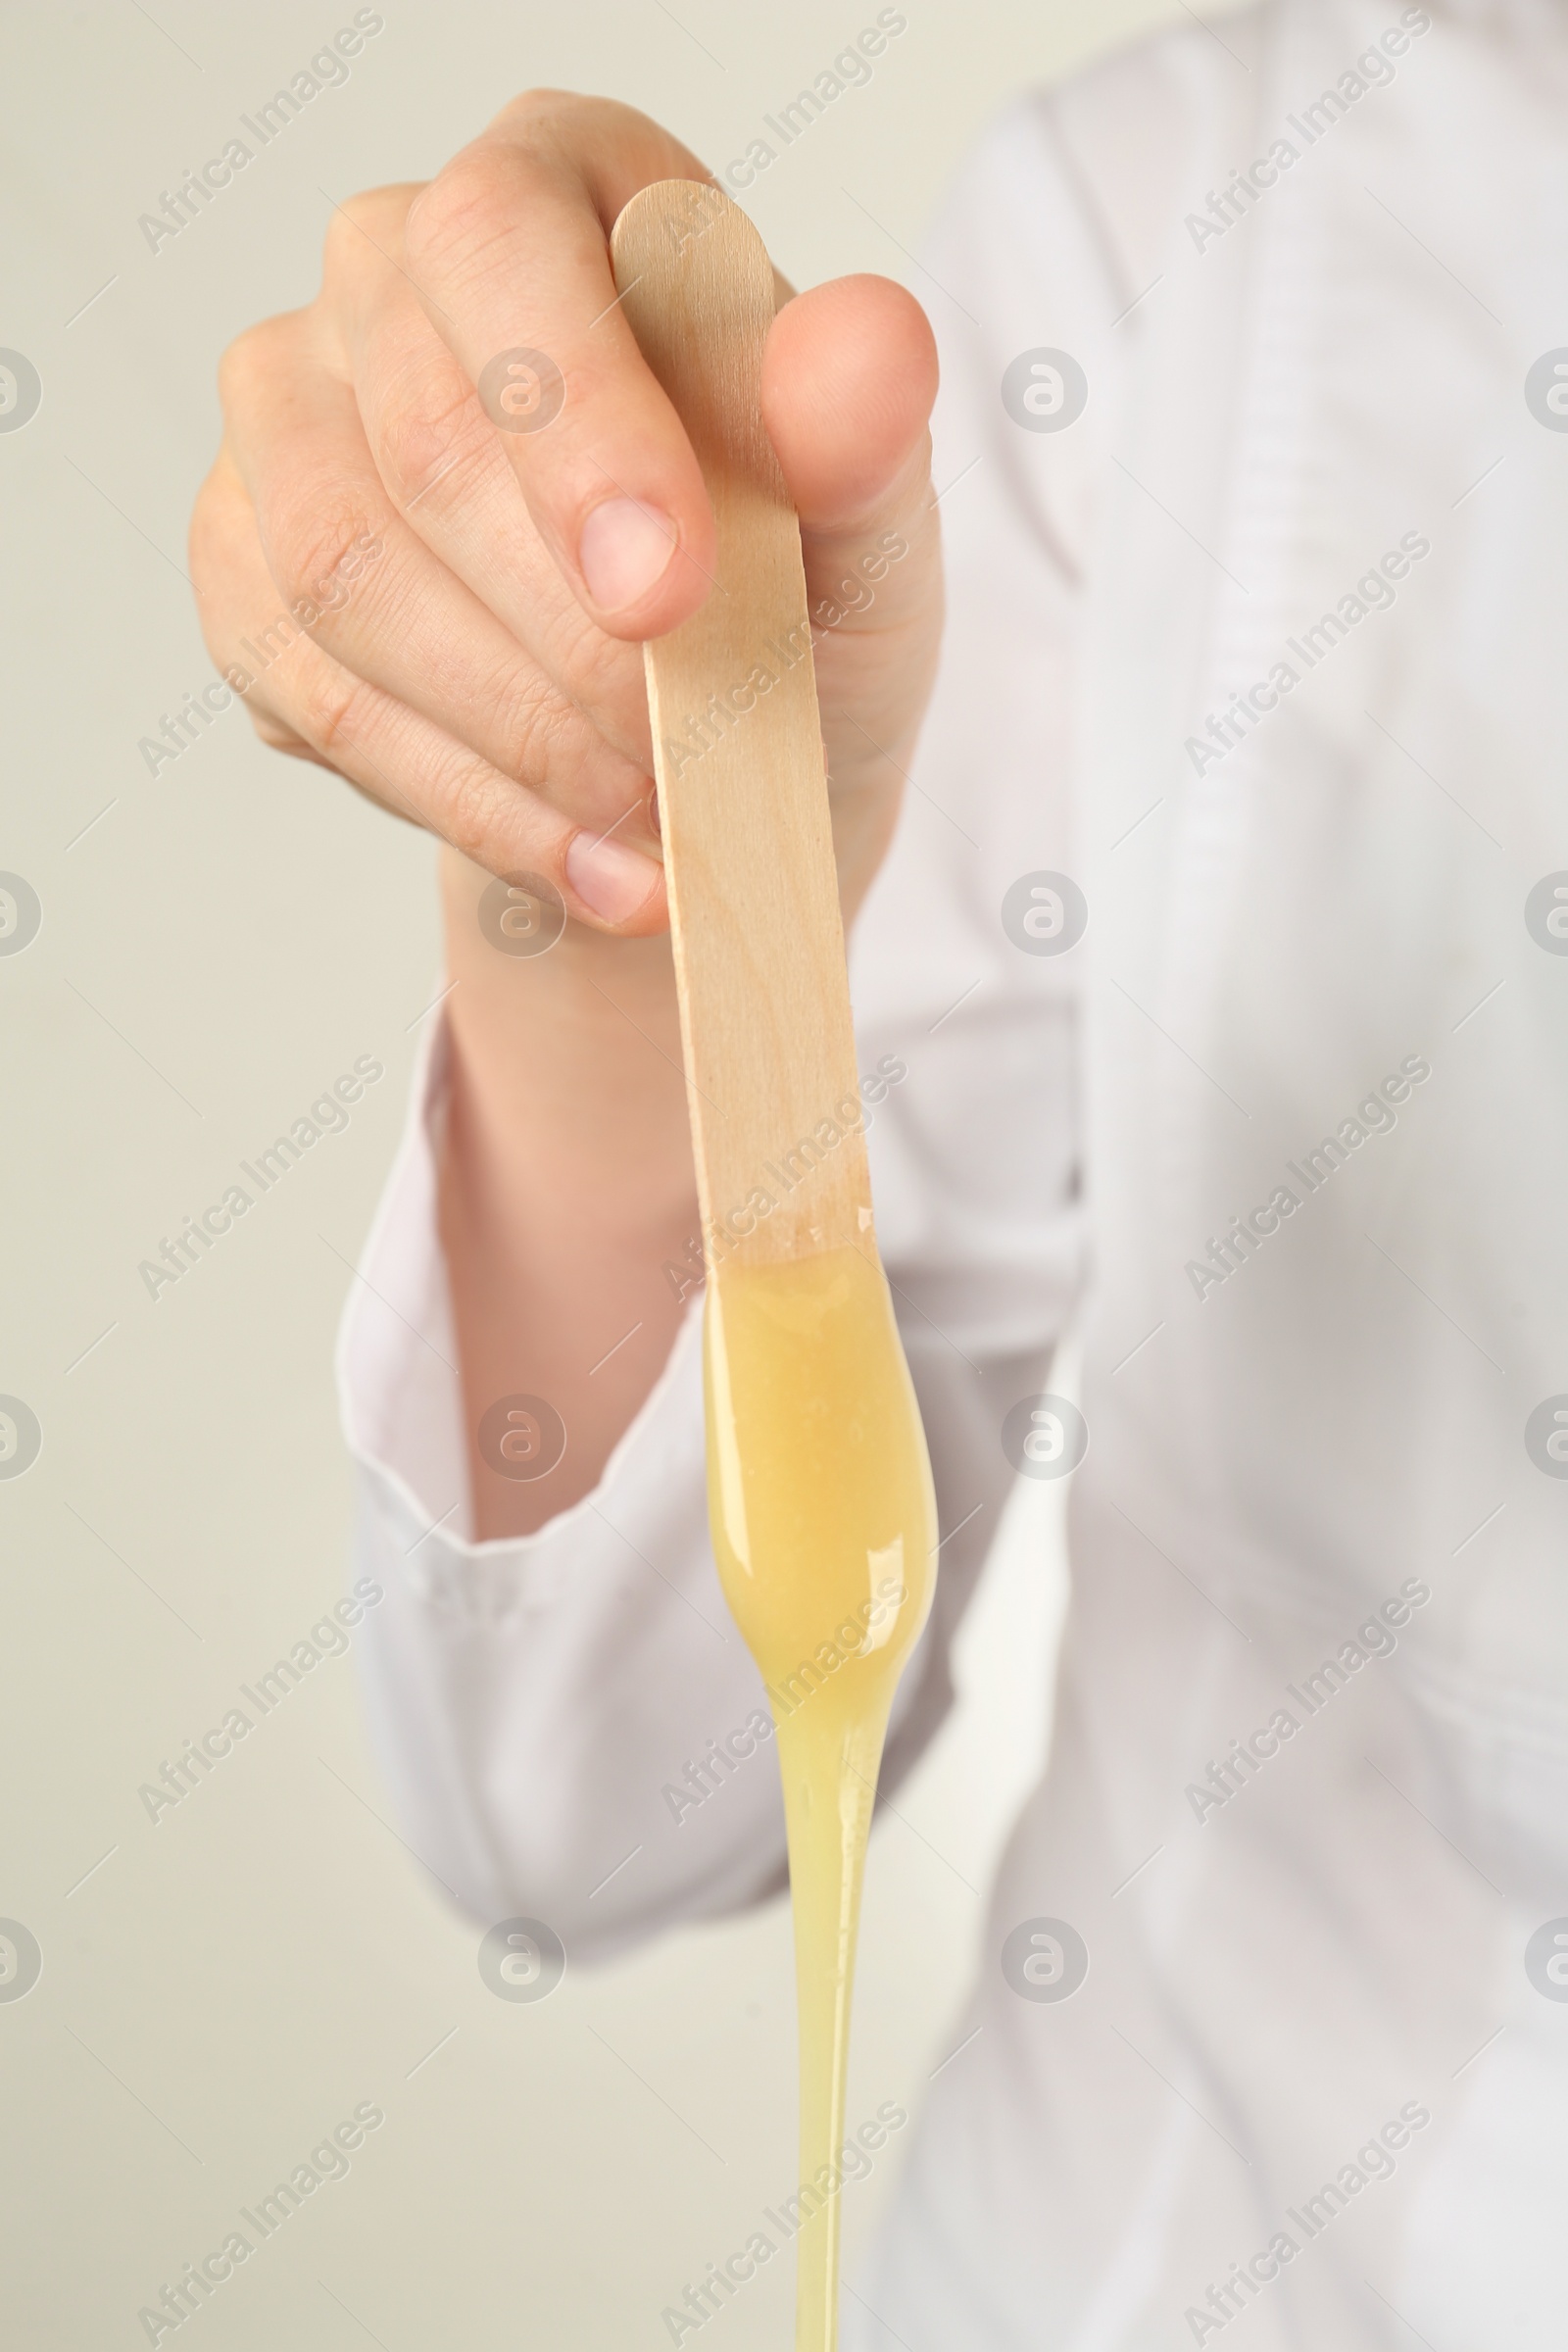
[
  {"left": 190, "top": 90, "right": 943, "bottom": 938},
  {"left": 190, "top": 90, "right": 945, "bottom": 1534}
]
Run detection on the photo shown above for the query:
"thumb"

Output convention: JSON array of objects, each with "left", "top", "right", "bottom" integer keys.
[{"left": 760, "top": 273, "right": 940, "bottom": 642}]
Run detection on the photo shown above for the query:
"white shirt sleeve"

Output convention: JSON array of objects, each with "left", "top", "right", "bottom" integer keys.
[{"left": 337, "top": 94, "right": 1110, "bottom": 1964}]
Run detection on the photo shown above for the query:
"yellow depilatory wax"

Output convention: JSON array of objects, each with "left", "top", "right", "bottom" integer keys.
[{"left": 703, "top": 1244, "right": 937, "bottom": 2352}]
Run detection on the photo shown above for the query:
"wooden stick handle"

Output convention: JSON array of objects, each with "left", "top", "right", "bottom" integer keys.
[{"left": 611, "top": 181, "right": 872, "bottom": 1269}]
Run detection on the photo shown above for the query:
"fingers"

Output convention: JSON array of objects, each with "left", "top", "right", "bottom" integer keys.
[
  {"left": 400, "top": 93, "right": 719, "bottom": 639},
  {"left": 196, "top": 110, "right": 944, "bottom": 949},
  {"left": 220, "top": 308, "right": 658, "bottom": 853},
  {"left": 189, "top": 446, "right": 667, "bottom": 933},
  {"left": 319, "top": 222, "right": 656, "bottom": 771}
]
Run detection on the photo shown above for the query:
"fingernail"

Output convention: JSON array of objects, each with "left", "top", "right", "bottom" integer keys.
[
  {"left": 565, "top": 829, "right": 662, "bottom": 924},
  {"left": 578, "top": 497, "right": 677, "bottom": 612}
]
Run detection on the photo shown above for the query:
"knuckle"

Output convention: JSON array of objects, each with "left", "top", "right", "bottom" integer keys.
[
  {"left": 536, "top": 598, "right": 650, "bottom": 751},
  {"left": 261, "top": 472, "right": 384, "bottom": 619},
  {"left": 215, "top": 324, "right": 266, "bottom": 416},
  {"left": 404, "top": 148, "right": 519, "bottom": 288},
  {"left": 556, "top": 607, "right": 634, "bottom": 714},
  {"left": 320, "top": 201, "right": 373, "bottom": 288},
  {"left": 320, "top": 180, "right": 419, "bottom": 280},
  {"left": 216, "top": 312, "right": 301, "bottom": 416},
  {"left": 490, "top": 86, "right": 577, "bottom": 140},
  {"left": 187, "top": 458, "right": 239, "bottom": 588},
  {"left": 437, "top": 769, "right": 493, "bottom": 863},
  {"left": 488, "top": 662, "right": 573, "bottom": 786},
  {"left": 492, "top": 86, "right": 634, "bottom": 151},
  {"left": 292, "top": 658, "right": 375, "bottom": 760},
  {"left": 439, "top": 754, "right": 522, "bottom": 872},
  {"left": 373, "top": 364, "right": 486, "bottom": 507}
]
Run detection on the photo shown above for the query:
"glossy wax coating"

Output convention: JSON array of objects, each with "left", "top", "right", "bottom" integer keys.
[{"left": 703, "top": 1244, "right": 937, "bottom": 2350}]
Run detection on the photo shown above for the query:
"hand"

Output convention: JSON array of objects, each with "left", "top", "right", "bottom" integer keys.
[
  {"left": 191, "top": 91, "right": 946, "bottom": 1536},
  {"left": 190, "top": 90, "right": 944, "bottom": 940}
]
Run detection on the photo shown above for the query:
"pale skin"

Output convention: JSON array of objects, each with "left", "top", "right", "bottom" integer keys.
[{"left": 190, "top": 92, "right": 944, "bottom": 1536}]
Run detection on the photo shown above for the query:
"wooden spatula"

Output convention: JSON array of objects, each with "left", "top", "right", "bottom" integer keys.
[
  {"left": 610, "top": 179, "right": 873, "bottom": 1268},
  {"left": 612, "top": 182, "right": 940, "bottom": 2352}
]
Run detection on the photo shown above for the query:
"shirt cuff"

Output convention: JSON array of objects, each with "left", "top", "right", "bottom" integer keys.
[{"left": 334, "top": 1006, "right": 708, "bottom": 1621}]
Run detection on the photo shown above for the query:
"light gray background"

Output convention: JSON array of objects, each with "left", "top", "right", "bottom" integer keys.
[{"left": 0, "top": 3, "right": 1205, "bottom": 2343}]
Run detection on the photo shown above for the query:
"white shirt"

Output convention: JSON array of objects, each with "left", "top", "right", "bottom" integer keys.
[{"left": 339, "top": 4, "right": 1568, "bottom": 2342}]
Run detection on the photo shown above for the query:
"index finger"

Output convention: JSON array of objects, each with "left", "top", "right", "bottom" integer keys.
[{"left": 402, "top": 92, "right": 720, "bottom": 638}]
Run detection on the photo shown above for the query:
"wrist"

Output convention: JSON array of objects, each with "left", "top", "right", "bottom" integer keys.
[{"left": 440, "top": 845, "right": 698, "bottom": 1248}]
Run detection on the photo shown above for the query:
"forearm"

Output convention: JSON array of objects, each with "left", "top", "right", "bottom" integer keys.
[
  {"left": 433, "top": 503, "right": 940, "bottom": 1543},
  {"left": 437, "top": 844, "right": 699, "bottom": 1538}
]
